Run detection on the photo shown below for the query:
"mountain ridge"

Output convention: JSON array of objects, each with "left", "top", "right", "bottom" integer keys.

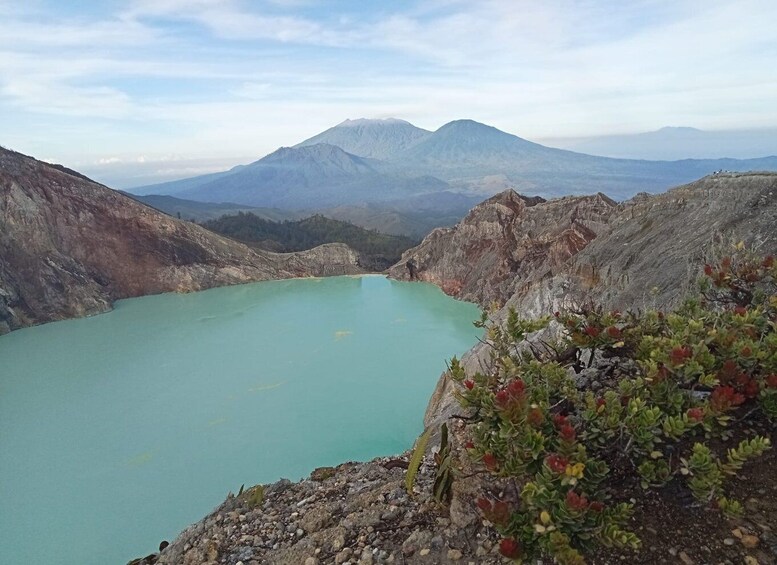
[{"left": 130, "top": 118, "right": 777, "bottom": 206}]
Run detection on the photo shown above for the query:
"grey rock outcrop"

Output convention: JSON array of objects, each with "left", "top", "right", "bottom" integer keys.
[{"left": 403, "top": 172, "right": 777, "bottom": 428}]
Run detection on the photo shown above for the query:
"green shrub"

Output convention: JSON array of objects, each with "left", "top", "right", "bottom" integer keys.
[{"left": 450, "top": 250, "right": 775, "bottom": 563}]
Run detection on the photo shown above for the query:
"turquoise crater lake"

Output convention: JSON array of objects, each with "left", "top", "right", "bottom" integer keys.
[{"left": 0, "top": 275, "right": 481, "bottom": 565}]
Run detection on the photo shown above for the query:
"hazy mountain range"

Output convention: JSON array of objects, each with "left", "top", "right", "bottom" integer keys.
[
  {"left": 129, "top": 189, "right": 480, "bottom": 238},
  {"left": 544, "top": 126, "right": 777, "bottom": 161},
  {"left": 131, "top": 142, "right": 447, "bottom": 208},
  {"left": 129, "top": 119, "right": 777, "bottom": 210}
]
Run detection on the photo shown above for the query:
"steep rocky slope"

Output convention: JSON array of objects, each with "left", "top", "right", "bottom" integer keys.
[
  {"left": 0, "top": 147, "right": 361, "bottom": 334},
  {"left": 392, "top": 172, "right": 777, "bottom": 313},
  {"left": 387, "top": 190, "right": 615, "bottom": 305},
  {"left": 398, "top": 173, "right": 777, "bottom": 431}
]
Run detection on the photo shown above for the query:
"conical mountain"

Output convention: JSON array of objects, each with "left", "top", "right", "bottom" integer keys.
[
  {"left": 396, "top": 119, "right": 552, "bottom": 162},
  {"left": 132, "top": 143, "right": 448, "bottom": 209},
  {"left": 390, "top": 119, "right": 777, "bottom": 198},
  {"left": 296, "top": 118, "right": 431, "bottom": 159}
]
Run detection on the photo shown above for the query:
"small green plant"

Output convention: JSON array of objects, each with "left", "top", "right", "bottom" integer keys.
[
  {"left": 451, "top": 249, "right": 775, "bottom": 563},
  {"left": 433, "top": 423, "right": 454, "bottom": 503},
  {"left": 244, "top": 484, "right": 265, "bottom": 508},
  {"left": 406, "top": 427, "right": 431, "bottom": 494}
]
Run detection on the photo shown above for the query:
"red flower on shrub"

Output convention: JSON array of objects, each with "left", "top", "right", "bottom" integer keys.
[
  {"left": 734, "top": 306, "right": 747, "bottom": 316},
  {"left": 499, "top": 538, "right": 521, "bottom": 559},
  {"left": 476, "top": 498, "right": 510, "bottom": 525},
  {"left": 566, "top": 490, "right": 589, "bottom": 511},
  {"left": 767, "top": 374, "right": 777, "bottom": 389},
  {"left": 709, "top": 386, "right": 746, "bottom": 412},
  {"left": 491, "top": 500, "right": 510, "bottom": 525},
  {"left": 483, "top": 453, "right": 498, "bottom": 470},
  {"left": 606, "top": 326, "right": 622, "bottom": 339},
  {"left": 463, "top": 379, "right": 475, "bottom": 390},
  {"left": 584, "top": 325, "right": 601, "bottom": 338},
  {"left": 743, "top": 378, "right": 760, "bottom": 398},
  {"left": 596, "top": 398, "right": 607, "bottom": 409},
  {"left": 553, "top": 414, "right": 569, "bottom": 428},
  {"left": 687, "top": 407, "right": 704, "bottom": 422},
  {"left": 464, "top": 441, "right": 474, "bottom": 449},
  {"left": 527, "top": 407, "right": 544, "bottom": 427},
  {"left": 507, "top": 378, "right": 525, "bottom": 397},
  {"left": 589, "top": 501, "right": 605, "bottom": 512},
  {"left": 719, "top": 359, "right": 739, "bottom": 381},
  {"left": 669, "top": 346, "right": 693, "bottom": 366},
  {"left": 546, "top": 454, "right": 569, "bottom": 474},
  {"left": 704, "top": 264, "right": 714, "bottom": 277},
  {"left": 559, "top": 423, "right": 576, "bottom": 441},
  {"left": 495, "top": 379, "right": 525, "bottom": 409},
  {"left": 653, "top": 363, "right": 669, "bottom": 383}
]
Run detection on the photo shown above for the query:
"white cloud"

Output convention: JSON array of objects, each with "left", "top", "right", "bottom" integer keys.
[
  {"left": 1, "top": 78, "right": 133, "bottom": 118},
  {"left": 1, "top": 0, "right": 775, "bottom": 164}
]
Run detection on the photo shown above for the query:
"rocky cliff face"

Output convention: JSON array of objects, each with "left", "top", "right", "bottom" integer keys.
[
  {"left": 505, "top": 171, "right": 777, "bottom": 318},
  {"left": 394, "top": 172, "right": 777, "bottom": 315},
  {"left": 404, "top": 172, "right": 777, "bottom": 429},
  {"left": 0, "top": 148, "right": 361, "bottom": 334},
  {"left": 387, "top": 189, "right": 616, "bottom": 305}
]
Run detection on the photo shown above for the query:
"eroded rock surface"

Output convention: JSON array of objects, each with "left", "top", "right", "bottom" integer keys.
[
  {"left": 415, "top": 173, "right": 777, "bottom": 428},
  {"left": 393, "top": 173, "right": 777, "bottom": 315},
  {"left": 0, "top": 148, "right": 362, "bottom": 334},
  {"left": 387, "top": 190, "right": 615, "bottom": 305}
]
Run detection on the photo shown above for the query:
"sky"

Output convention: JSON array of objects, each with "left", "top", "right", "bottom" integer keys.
[{"left": 2, "top": 0, "right": 777, "bottom": 187}]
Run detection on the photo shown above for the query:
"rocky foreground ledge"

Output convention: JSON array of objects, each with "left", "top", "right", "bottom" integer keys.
[
  {"left": 141, "top": 448, "right": 503, "bottom": 565},
  {"left": 134, "top": 418, "right": 777, "bottom": 565}
]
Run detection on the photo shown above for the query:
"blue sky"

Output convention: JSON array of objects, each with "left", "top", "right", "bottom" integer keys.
[{"left": 2, "top": 0, "right": 777, "bottom": 187}]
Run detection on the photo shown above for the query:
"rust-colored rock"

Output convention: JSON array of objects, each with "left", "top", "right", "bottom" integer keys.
[
  {"left": 0, "top": 148, "right": 361, "bottom": 334},
  {"left": 388, "top": 189, "right": 615, "bottom": 306}
]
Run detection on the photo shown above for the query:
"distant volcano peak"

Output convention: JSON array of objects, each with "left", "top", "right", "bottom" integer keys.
[{"left": 337, "top": 118, "right": 412, "bottom": 127}]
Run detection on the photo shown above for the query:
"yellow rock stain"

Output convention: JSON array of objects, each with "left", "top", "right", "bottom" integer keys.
[{"left": 127, "top": 451, "right": 154, "bottom": 467}]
